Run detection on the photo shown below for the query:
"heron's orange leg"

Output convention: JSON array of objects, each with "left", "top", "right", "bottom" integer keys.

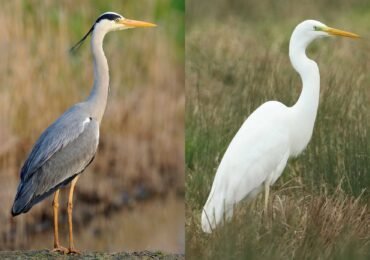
[
  {"left": 67, "top": 175, "right": 80, "bottom": 254},
  {"left": 51, "top": 189, "right": 68, "bottom": 254}
]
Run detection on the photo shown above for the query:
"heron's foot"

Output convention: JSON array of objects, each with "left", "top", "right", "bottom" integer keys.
[
  {"left": 68, "top": 247, "right": 81, "bottom": 255},
  {"left": 51, "top": 245, "right": 68, "bottom": 254}
]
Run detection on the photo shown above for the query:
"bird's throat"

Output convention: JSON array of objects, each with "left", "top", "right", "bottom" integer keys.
[{"left": 86, "top": 29, "right": 110, "bottom": 123}]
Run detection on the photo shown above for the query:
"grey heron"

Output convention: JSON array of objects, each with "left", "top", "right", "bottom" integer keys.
[{"left": 11, "top": 11, "right": 155, "bottom": 254}]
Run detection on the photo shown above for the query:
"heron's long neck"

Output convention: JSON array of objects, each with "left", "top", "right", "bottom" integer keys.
[{"left": 86, "top": 28, "right": 109, "bottom": 122}]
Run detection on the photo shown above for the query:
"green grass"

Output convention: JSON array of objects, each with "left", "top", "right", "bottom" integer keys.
[{"left": 186, "top": 0, "right": 370, "bottom": 259}]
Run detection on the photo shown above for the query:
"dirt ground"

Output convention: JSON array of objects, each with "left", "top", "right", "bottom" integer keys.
[{"left": 0, "top": 250, "right": 184, "bottom": 259}]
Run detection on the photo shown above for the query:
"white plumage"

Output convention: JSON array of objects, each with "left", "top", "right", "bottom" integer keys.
[{"left": 201, "top": 20, "right": 359, "bottom": 233}]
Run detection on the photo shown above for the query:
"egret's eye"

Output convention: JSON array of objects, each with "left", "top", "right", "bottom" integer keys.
[{"left": 313, "top": 26, "right": 320, "bottom": 31}]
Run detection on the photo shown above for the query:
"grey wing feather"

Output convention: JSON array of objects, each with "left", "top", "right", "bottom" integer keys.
[
  {"left": 21, "top": 104, "right": 89, "bottom": 181},
  {"left": 12, "top": 104, "right": 99, "bottom": 215}
]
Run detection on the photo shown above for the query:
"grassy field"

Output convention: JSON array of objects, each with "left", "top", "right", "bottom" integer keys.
[
  {"left": 0, "top": 0, "right": 184, "bottom": 252},
  {"left": 186, "top": 0, "right": 370, "bottom": 259}
]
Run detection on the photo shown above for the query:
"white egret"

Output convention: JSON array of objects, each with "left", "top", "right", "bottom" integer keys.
[{"left": 201, "top": 20, "right": 359, "bottom": 233}]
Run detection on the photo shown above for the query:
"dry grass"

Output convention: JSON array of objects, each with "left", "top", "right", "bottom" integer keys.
[
  {"left": 186, "top": 0, "right": 370, "bottom": 259},
  {"left": 187, "top": 188, "right": 369, "bottom": 259},
  {"left": 0, "top": 0, "right": 184, "bottom": 250}
]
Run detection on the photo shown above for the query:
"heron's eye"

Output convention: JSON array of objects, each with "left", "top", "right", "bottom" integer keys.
[{"left": 114, "top": 18, "right": 120, "bottom": 23}]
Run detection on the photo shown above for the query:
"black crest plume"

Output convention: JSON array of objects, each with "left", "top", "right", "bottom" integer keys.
[
  {"left": 69, "top": 13, "right": 121, "bottom": 53},
  {"left": 69, "top": 24, "right": 94, "bottom": 53}
]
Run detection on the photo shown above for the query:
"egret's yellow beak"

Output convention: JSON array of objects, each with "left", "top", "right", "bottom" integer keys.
[
  {"left": 323, "top": 27, "right": 359, "bottom": 38},
  {"left": 117, "top": 18, "right": 156, "bottom": 28}
]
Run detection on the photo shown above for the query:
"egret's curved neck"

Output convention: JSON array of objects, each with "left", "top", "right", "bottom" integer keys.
[
  {"left": 289, "top": 34, "right": 320, "bottom": 120},
  {"left": 287, "top": 32, "right": 321, "bottom": 155},
  {"left": 86, "top": 28, "right": 109, "bottom": 122}
]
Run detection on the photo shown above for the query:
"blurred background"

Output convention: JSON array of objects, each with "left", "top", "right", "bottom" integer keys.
[
  {"left": 186, "top": 0, "right": 369, "bottom": 259},
  {"left": 0, "top": 0, "right": 184, "bottom": 253}
]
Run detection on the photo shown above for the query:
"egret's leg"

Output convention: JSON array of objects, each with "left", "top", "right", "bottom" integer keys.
[
  {"left": 51, "top": 189, "right": 67, "bottom": 254},
  {"left": 264, "top": 182, "right": 270, "bottom": 214},
  {"left": 67, "top": 175, "right": 80, "bottom": 254}
]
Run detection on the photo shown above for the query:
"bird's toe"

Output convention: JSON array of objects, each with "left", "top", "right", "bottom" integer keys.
[
  {"left": 51, "top": 245, "right": 68, "bottom": 254},
  {"left": 68, "top": 247, "right": 81, "bottom": 255}
]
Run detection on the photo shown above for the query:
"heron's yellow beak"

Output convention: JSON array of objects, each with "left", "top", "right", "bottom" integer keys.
[
  {"left": 323, "top": 27, "right": 359, "bottom": 38},
  {"left": 118, "top": 18, "right": 156, "bottom": 28}
]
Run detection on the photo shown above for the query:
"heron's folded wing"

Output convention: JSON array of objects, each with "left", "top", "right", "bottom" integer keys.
[{"left": 20, "top": 104, "right": 95, "bottom": 182}]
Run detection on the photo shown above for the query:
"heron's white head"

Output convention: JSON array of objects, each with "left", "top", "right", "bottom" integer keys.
[
  {"left": 94, "top": 12, "right": 156, "bottom": 33},
  {"left": 70, "top": 11, "right": 156, "bottom": 52}
]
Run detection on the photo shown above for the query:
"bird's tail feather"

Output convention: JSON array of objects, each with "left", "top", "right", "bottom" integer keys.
[
  {"left": 11, "top": 173, "right": 79, "bottom": 216},
  {"left": 11, "top": 182, "right": 34, "bottom": 216}
]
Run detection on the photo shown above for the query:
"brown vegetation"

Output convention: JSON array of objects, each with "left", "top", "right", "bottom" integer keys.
[
  {"left": 186, "top": 0, "right": 369, "bottom": 258},
  {"left": 187, "top": 187, "right": 369, "bottom": 259},
  {"left": 0, "top": 0, "right": 184, "bottom": 251}
]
